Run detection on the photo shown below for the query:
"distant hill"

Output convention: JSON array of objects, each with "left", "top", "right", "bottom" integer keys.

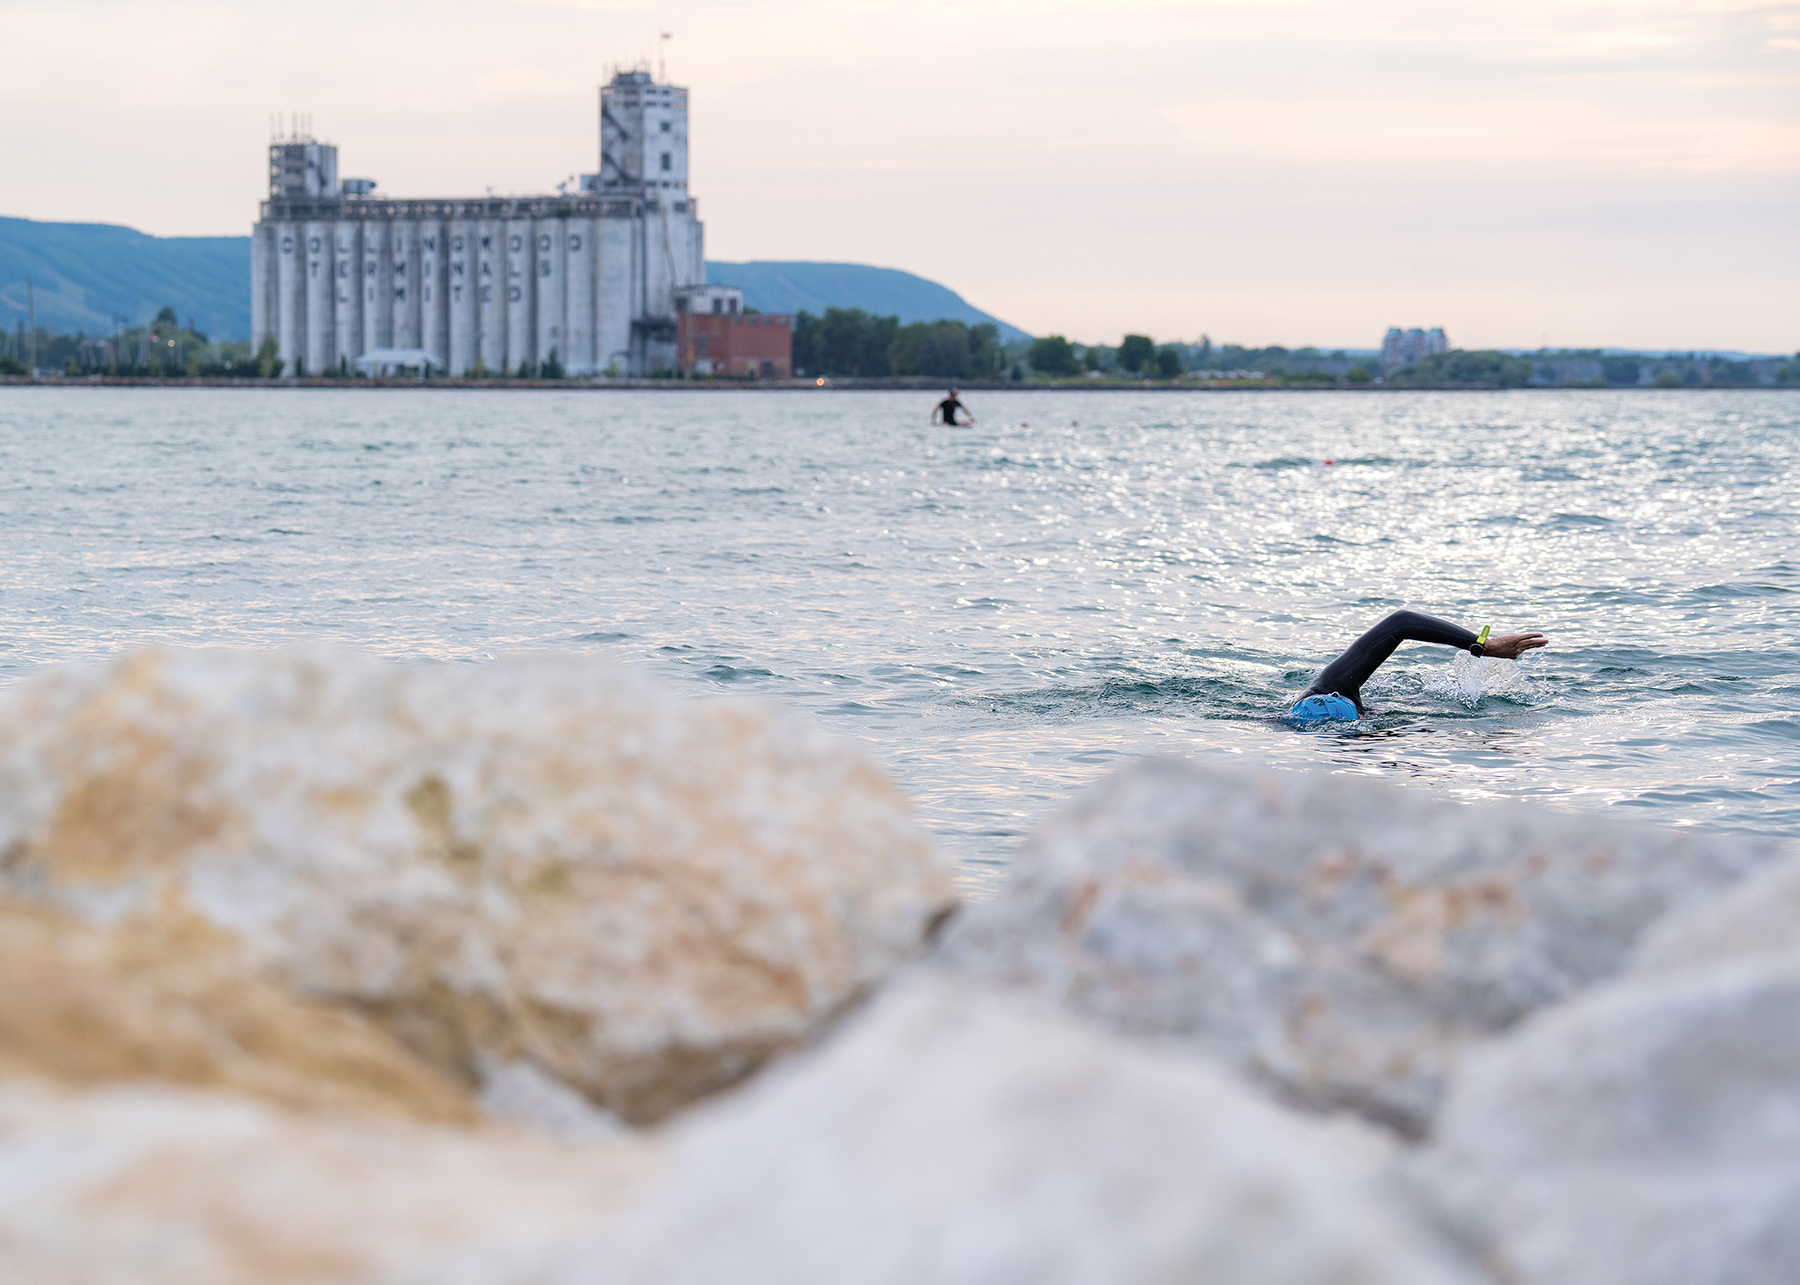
[
  {"left": 706, "top": 260, "right": 1029, "bottom": 343},
  {"left": 1, "top": 217, "right": 250, "bottom": 340},
  {"left": 0, "top": 217, "right": 1028, "bottom": 345}
]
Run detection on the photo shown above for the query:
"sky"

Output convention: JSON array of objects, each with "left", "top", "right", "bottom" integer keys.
[{"left": 2, "top": 0, "right": 1796, "bottom": 350}]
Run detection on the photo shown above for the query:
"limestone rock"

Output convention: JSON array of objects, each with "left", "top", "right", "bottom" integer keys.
[
  {"left": 939, "top": 756, "right": 1777, "bottom": 1134},
  {"left": 555, "top": 978, "right": 1480, "bottom": 1285},
  {"left": 1405, "top": 849, "right": 1800, "bottom": 1284},
  {"left": 477, "top": 1059, "right": 627, "bottom": 1142},
  {"left": 1632, "top": 849, "right": 1800, "bottom": 976},
  {"left": 0, "top": 1081, "right": 657, "bottom": 1285},
  {"left": 0, "top": 896, "right": 473, "bottom": 1123},
  {"left": 1413, "top": 952, "right": 1800, "bottom": 1285},
  {"left": 0, "top": 648, "right": 954, "bottom": 1123}
]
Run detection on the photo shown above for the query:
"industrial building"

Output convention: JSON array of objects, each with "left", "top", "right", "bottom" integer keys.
[
  {"left": 250, "top": 68, "right": 704, "bottom": 377},
  {"left": 673, "top": 285, "right": 793, "bottom": 379}
]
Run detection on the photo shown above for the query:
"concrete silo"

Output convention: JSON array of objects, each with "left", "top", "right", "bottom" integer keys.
[
  {"left": 533, "top": 218, "right": 564, "bottom": 370},
  {"left": 419, "top": 217, "right": 448, "bottom": 367},
  {"left": 274, "top": 223, "right": 304, "bottom": 372},
  {"left": 392, "top": 218, "right": 420, "bottom": 350},
  {"left": 477, "top": 220, "right": 507, "bottom": 373},
  {"left": 505, "top": 216, "right": 533, "bottom": 372},
  {"left": 333, "top": 220, "right": 362, "bottom": 370},
  {"left": 371, "top": 220, "right": 399, "bottom": 352}
]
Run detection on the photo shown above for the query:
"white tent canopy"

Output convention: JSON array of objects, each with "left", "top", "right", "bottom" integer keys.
[{"left": 352, "top": 348, "right": 439, "bottom": 375}]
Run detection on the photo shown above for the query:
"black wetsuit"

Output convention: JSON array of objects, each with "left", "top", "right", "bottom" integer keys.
[
  {"left": 1299, "top": 610, "right": 1480, "bottom": 714},
  {"left": 935, "top": 395, "right": 966, "bottom": 425}
]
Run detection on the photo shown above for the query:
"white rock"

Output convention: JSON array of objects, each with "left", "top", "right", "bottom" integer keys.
[
  {"left": 478, "top": 1059, "right": 627, "bottom": 1142},
  {"left": 0, "top": 1081, "right": 657, "bottom": 1285},
  {"left": 1413, "top": 954, "right": 1800, "bottom": 1285},
  {"left": 1632, "top": 849, "right": 1800, "bottom": 977},
  {"left": 939, "top": 757, "right": 1777, "bottom": 1134},
  {"left": 0, "top": 649, "right": 955, "bottom": 1123},
  {"left": 556, "top": 978, "right": 1480, "bottom": 1285},
  {"left": 1406, "top": 847, "right": 1800, "bottom": 1284}
]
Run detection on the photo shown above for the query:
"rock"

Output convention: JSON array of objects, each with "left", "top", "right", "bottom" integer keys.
[
  {"left": 478, "top": 1059, "right": 628, "bottom": 1142},
  {"left": 1632, "top": 849, "right": 1800, "bottom": 976},
  {"left": 0, "top": 897, "right": 473, "bottom": 1124},
  {"left": 0, "top": 649, "right": 954, "bottom": 1124},
  {"left": 0, "top": 1080, "right": 657, "bottom": 1285},
  {"left": 555, "top": 978, "right": 1481, "bottom": 1285},
  {"left": 939, "top": 757, "right": 1778, "bottom": 1134},
  {"left": 1412, "top": 954, "right": 1800, "bottom": 1284},
  {"left": 1405, "top": 848, "right": 1800, "bottom": 1284}
]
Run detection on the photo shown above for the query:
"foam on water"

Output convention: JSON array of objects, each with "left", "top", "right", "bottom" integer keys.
[
  {"left": 1435, "top": 650, "right": 1546, "bottom": 709},
  {"left": 0, "top": 386, "right": 1795, "bottom": 893}
]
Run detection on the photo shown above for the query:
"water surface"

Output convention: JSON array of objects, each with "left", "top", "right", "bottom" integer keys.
[{"left": 2, "top": 387, "right": 1795, "bottom": 891}]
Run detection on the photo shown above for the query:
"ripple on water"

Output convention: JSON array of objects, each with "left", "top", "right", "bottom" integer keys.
[{"left": 0, "top": 386, "right": 1796, "bottom": 893}]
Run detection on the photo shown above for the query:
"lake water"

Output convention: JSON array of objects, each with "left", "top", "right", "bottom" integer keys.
[{"left": 2, "top": 387, "right": 1796, "bottom": 892}]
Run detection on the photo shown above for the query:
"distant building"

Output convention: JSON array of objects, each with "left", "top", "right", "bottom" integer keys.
[
  {"left": 674, "top": 286, "right": 792, "bottom": 378},
  {"left": 250, "top": 67, "right": 704, "bottom": 378},
  {"left": 1381, "top": 327, "right": 1449, "bottom": 370}
]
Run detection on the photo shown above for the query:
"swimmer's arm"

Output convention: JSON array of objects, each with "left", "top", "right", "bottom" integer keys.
[
  {"left": 1480, "top": 632, "right": 1548, "bottom": 660},
  {"left": 1392, "top": 612, "right": 1546, "bottom": 659}
]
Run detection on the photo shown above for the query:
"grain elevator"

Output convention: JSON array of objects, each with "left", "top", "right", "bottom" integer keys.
[{"left": 250, "top": 68, "right": 704, "bottom": 377}]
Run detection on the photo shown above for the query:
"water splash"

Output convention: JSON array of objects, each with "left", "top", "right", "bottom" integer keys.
[{"left": 1430, "top": 650, "right": 1543, "bottom": 709}]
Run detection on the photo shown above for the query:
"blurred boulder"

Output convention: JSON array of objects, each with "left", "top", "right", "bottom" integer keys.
[
  {"left": 0, "top": 896, "right": 472, "bottom": 1124},
  {"left": 1410, "top": 850, "right": 1800, "bottom": 1284},
  {"left": 555, "top": 977, "right": 1481, "bottom": 1285},
  {"left": 0, "top": 1081, "right": 656, "bottom": 1285},
  {"left": 0, "top": 649, "right": 954, "bottom": 1123},
  {"left": 1632, "top": 848, "right": 1800, "bottom": 976},
  {"left": 939, "top": 757, "right": 1776, "bottom": 1134}
]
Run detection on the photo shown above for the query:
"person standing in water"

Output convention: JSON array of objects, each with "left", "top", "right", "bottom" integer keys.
[
  {"left": 932, "top": 389, "right": 974, "bottom": 427},
  {"left": 1288, "top": 609, "right": 1547, "bottom": 721}
]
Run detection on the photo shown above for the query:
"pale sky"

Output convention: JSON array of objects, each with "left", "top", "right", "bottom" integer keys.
[{"left": 4, "top": 0, "right": 1796, "bottom": 349}]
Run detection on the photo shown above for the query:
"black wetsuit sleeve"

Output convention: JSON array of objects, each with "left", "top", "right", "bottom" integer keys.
[{"left": 1300, "top": 610, "right": 1479, "bottom": 712}]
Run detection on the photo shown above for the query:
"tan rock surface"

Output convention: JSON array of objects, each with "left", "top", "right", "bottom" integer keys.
[
  {"left": 939, "top": 756, "right": 1778, "bottom": 1135},
  {"left": 0, "top": 649, "right": 954, "bottom": 1123},
  {"left": 0, "top": 897, "right": 473, "bottom": 1123},
  {"left": 0, "top": 1081, "right": 657, "bottom": 1285}
]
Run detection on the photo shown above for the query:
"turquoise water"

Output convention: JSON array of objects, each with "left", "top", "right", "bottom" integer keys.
[{"left": 2, "top": 387, "right": 1796, "bottom": 891}]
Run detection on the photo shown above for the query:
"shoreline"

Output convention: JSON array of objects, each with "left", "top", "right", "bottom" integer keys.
[{"left": 3, "top": 375, "right": 1784, "bottom": 393}]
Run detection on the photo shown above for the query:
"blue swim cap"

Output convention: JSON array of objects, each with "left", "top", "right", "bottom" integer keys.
[{"left": 1287, "top": 694, "right": 1358, "bottom": 723}]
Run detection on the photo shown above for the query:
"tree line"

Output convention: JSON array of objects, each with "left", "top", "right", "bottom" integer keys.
[
  {"left": 0, "top": 307, "right": 259, "bottom": 377},
  {"left": 792, "top": 309, "right": 1007, "bottom": 379},
  {"left": 1014, "top": 335, "right": 1800, "bottom": 387},
  {"left": 1022, "top": 334, "right": 1381, "bottom": 381}
]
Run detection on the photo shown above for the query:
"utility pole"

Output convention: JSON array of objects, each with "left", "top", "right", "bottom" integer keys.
[{"left": 26, "top": 277, "right": 35, "bottom": 376}]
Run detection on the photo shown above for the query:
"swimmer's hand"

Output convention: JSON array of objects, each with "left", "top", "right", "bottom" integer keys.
[{"left": 1483, "top": 632, "right": 1548, "bottom": 660}]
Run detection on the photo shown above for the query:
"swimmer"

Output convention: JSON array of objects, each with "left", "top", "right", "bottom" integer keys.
[
  {"left": 1287, "top": 609, "right": 1547, "bottom": 722},
  {"left": 932, "top": 388, "right": 974, "bottom": 427}
]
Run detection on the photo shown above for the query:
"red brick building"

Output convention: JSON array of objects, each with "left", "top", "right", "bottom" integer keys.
[{"left": 674, "top": 285, "right": 792, "bottom": 379}]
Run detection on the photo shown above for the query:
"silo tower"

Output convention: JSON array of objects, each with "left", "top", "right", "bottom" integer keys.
[
  {"left": 268, "top": 118, "right": 340, "bottom": 198},
  {"left": 599, "top": 68, "right": 689, "bottom": 197}
]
